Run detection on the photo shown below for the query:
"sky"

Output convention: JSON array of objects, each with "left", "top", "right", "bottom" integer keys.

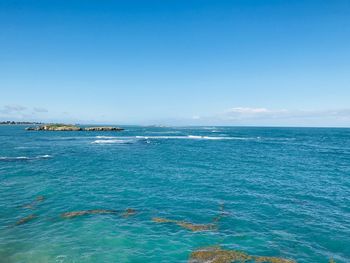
[{"left": 0, "top": 0, "right": 349, "bottom": 126}]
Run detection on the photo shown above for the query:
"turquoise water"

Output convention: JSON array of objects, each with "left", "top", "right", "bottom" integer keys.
[{"left": 0, "top": 126, "right": 349, "bottom": 262}]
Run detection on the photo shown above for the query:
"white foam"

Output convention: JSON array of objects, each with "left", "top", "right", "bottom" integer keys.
[
  {"left": 39, "top": 154, "right": 52, "bottom": 158},
  {"left": 95, "top": 136, "right": 119, "bottom": 139},
  {"left": 91, "top": 135, "right": 259, "bottom": 144},
  {"left": 135, "top": 135, "right": 249, "bottom": 140},
  {"left": 0, "top": 155, "right": 52, "bottom": 161},
  {"left": 92, "top": 139, "right": 135, "bottom": 144}
]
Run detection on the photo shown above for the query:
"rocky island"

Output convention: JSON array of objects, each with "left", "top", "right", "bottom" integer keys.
[{"left": 26, "top": 124, "right": 124, "bottom": 131}]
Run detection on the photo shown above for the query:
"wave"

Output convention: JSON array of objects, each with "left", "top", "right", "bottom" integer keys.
[
  {"left": 92, "top": 139, "right": 137, "bottom": 144},
  {"left": 0, "top": 155, "right": 52, "bottom": 162},
  {"left": 135, "top": 135, "right": 253, "bottom": 140},
  {"left": 147, "top": 131, "right": 181, "bottom": 134},
  {"left": 91, "top": 135, "right": 260, "bottom": 145},
  {"left": 95, "top": 136, "right": 119, "bottom": 139}
]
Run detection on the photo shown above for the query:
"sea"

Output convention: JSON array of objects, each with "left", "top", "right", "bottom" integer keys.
[{"left": 0, "top": 125, "right": 349, "bottom": 263}]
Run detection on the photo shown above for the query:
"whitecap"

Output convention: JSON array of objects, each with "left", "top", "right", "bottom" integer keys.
[
  {"left": 38, "top": 154, "right": 52, "bottom": 159},
  {"left": 91, "top": 135, "right": 259, "bottom": 143},
  {"left": 0, "top": 155, "right": 52, "bottom": 162},
  {"left": 95, "top": 136, "right": 119, "bottom": 139},
  {"left": 92, "top": 139, "right": 136, "bottom": 144}
]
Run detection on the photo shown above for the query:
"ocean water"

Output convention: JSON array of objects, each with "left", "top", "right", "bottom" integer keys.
[{"left": 0, "top": 125, "right": 349, "bottom": 263}]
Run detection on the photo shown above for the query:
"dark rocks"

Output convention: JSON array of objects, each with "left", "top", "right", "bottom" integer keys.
[
  {"left": 26, "top": 124, "right": 82, "bottom": 131},
  {"left": 26, "top": 124, "right": 124, "bottom": 131},
  {"left": 0, "top": 121, "right": 42, "bottom": 125}
]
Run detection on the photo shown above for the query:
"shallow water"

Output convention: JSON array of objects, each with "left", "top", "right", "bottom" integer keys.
[{"left": 0, "top": 125, "right": 349, "bottom": 262}]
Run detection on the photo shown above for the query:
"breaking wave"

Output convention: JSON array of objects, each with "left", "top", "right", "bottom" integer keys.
[
  {"left": 92, "top": 139, "right": 137, "bottom": 144},
  {"left": 0, "top": 155, "right": 52, "bottom": 162}
]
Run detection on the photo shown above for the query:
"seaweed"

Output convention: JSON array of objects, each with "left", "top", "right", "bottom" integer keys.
[{"left": 61, "top": 209, "right": 118, "bottom": 219}]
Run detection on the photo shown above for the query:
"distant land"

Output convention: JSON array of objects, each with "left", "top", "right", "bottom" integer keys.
[{"left": 0, "top": 121, "right": 43, "bottom": 125}]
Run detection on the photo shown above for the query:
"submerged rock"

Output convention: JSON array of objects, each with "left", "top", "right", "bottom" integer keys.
[
  {"left": 189, "top": 246, "right": 252, "bottom": 263},
  {"left": 255, "top": 256, "right": 296, "bottom": 263},
  {"left": 22, "top": 195, "right": 45, "bottom": 209},
  {"left": 122, "top": 208, "right": 137, "bottom": 218},
  {"left": 36, "top": 195, "right": 45, "bottom": 201},
  {"left": 212, "top": 202, "right": 229, "bottom": 223},
  {"left": 189, "top": 247, "right": 296, "bottom": 263},
  {"left": 15, "top": 214, "right": 37, "bottom": 226},
  {"left": 152, "top": 217, "right": 216, "bottom": 232},
  {"left": 61, "top": 209, "right": 118, "bottom": 219}
]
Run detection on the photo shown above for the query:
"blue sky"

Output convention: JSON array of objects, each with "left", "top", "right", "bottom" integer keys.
[{"left": 0, "top": 0, "right": 349, "bottom": 126}]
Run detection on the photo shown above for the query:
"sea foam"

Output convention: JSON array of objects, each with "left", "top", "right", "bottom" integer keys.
[{"left": 0, "top": 155, "right": 52, "bottom": 162}]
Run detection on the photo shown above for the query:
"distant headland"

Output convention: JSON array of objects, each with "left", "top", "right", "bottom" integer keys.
[
  {"left": 26, "top": 124, "right": 124, "bottom": 131},
  {"left": 0, "top": 121, "right": 43, "bottom": 125}
]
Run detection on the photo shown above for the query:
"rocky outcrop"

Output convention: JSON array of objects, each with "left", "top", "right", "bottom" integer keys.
[
  {"left": 26, "top": 124, "right": 81, "bottom": 131},
  {"left": 26, "top": 124, "right": 124, "bottom": 131}
]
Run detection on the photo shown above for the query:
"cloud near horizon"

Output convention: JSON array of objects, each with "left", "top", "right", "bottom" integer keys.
[
  {"left": 1, "top": 104, "right": 350, "bottom": 127},
  {"left": 191, "top": 107, "right": 350, "bottom": 127},
  {"left": 0, "top": 104, "right": 49, "bottom": 121}
]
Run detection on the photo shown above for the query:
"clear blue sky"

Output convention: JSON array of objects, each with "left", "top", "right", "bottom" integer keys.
[{"left": 1, "top": 0, "right": 349, "bottom": 126}]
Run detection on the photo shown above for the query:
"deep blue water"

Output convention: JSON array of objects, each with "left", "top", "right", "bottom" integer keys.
[{"left": 0, "top": 125, "right": 349, "bottom": 262}]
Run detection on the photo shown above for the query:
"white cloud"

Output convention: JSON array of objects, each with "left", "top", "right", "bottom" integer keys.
[
  {"left": 33, "top": 107, "right": 48, "bottom": 113},
  {"left": 226, "top": 107, "right": 271, "bottom": 114},
  {"left": 187, "top": 107, "right": 350, "bottom": 127},
  {"left": 0, "top": 104, "right": 49, "bottom": 121},
  {"left": 218, "top": 107, "right": 288, "bottom": 121},
  {"left": 1, "top": 104, "right": 27, "bottom": 113}
]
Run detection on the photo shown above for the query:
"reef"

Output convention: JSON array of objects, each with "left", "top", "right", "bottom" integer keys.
[
  {"left": 26, "top": 124, "right": 82, "bottom": 131},
  {"left": 212, "top": 202, "right": 228, "bottom": 223},
  {"left": 189, "top": 247, "right": 296, "bottom": 263},
  {"left": 254, "top": 256, "right": 296, "bottom": 263},
  {"left": 189, "top": 246, "right": 252, "bottom": 263},
  {"left": 152, "top": 203, "right": 229, "bottom": 232},
  {"left": 15, "top": 214, "right": 37, "bottom": 226},
  {"left": 152, "top": 217, "right": 216, "bottom": 232},
  {"left": 61, "top": 209, "right": 118, "bottom": 219},
  {"left": 26, "top": 124, "right": 124, "bottom": 131},
  {"left": 122, "top": 208, "right": 137, "bottom": 218}
]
